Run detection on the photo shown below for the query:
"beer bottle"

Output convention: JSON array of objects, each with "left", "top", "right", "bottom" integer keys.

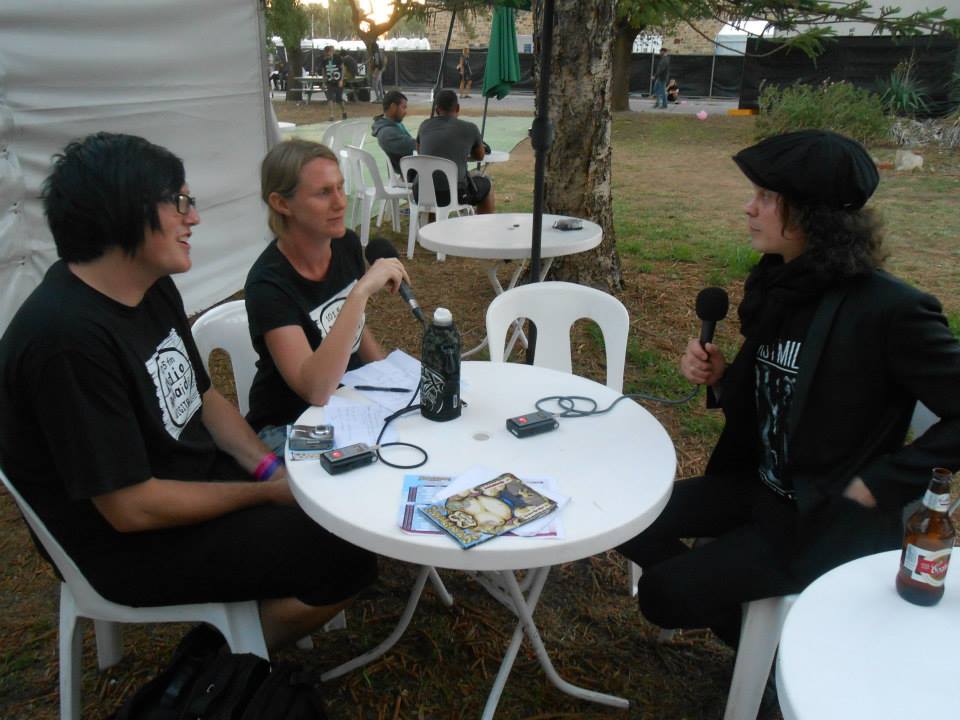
[
  {"left": 420, "top": 308, "right": 461, "bottom": 422},
  {"left": 895, "top": 467, "right": 956, "bottom": 606}
]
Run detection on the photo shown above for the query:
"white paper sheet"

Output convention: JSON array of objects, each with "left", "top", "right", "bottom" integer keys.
[
  {"left": 342, "top": 349, "right": 421, "bottom": 412},
  {"left": 323, "top": 395, "right": 397, "bottom": 448}
]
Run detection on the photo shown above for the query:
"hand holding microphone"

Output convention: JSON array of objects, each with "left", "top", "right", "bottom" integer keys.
[
  {"left": 681, "top": 287, "right": 729, "bottom": 386},
  {"left": 363, "top": 238, "right": 425, "bottom": 325}
]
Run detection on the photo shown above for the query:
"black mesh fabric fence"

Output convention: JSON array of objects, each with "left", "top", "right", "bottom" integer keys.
[
  {"left": 382, "top": 50, "right": 739, "bottom": 97},
  {"left": 740, "top": 36, "right": 960, "bottom": 115}
]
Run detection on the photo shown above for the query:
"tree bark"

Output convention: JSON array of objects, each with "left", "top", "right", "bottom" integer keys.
[
  {"left": 285, "top": 46, "right": 304, "bottom": 103},
  {"left": 534, "top": 0, "right": 623, "bottom": 291},
  {"left": 611, "top": 20, "right": 640, "bottom": 112}
]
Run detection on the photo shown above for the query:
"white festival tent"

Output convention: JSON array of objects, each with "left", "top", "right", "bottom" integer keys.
[{"left": 0, "top": 0, "right": 280, "bottom": 334}]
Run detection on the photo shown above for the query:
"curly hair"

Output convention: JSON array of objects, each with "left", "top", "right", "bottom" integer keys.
[{"left": 780, "top": 199, "right": 886, "bottom": 278}]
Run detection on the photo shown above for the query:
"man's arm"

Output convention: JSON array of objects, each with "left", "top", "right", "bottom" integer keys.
[
  {"left": 200, "top": 387, "right": 273, "bottom": 473},
  {"left": 377, "top": 126, "right": 416, "bottom": 160}
]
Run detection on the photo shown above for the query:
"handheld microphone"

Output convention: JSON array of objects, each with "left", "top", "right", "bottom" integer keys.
[
  {"left": 363, "top": 238, "right": 426, "bottom": 325},
  {"left": 695, "top": 287, "right": 729, "bottom": 349}
]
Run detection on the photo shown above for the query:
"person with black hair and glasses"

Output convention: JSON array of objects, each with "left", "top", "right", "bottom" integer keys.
[
  {"left": 0, "top": 132, "right": 377, "bottom": 651},
  {"left": 618, "top": 130, "right": 960, "bottom": 661}
]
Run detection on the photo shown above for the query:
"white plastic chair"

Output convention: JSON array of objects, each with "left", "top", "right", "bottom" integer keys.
[
  {"left": 0, "top": 467, "right": 270, "bottom": 720},
  {"left": 399, "top": 154, "right": 474, "bottom": 259},
  {"left": 485, "top": 281, "right": 629, "bottom": 391},
  {"left": 724, "top": 594, "right": 799, "bottom": 720},
  {"left": 191, "top": 300, "right": 259, "bottom": 416},
  {"left": 323, "top": 119, "right": 367, "bottom": 157},
  {"left": 341, "top": 146, "right": 408, "bottom": 247}
]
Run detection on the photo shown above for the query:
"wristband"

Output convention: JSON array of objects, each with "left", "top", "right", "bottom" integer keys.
[{"left": 253, "top": 453, "right": 283, "bottom": 481}]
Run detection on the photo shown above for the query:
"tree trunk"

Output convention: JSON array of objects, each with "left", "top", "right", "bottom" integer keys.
[
  {"left": 611, "top": 21, "right": 640, "bottom": 112},
  {"left": 534, "top": 0, "right": 623, "bottom": 291},
  {"left": 285, "top": 46, "right": 304, "bottom": 103}
]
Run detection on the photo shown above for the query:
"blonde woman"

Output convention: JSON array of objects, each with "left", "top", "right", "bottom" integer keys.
[{"left": 244, "top": 139, "right": 409, "bottom": 451}]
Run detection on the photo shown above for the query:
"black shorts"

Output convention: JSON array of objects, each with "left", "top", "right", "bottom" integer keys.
[
  {"left": 325, "top": 82, "right": 343, "bottom": 103},
  {"left": 412, "top": 173, "right": 491, "bottom": 208}
]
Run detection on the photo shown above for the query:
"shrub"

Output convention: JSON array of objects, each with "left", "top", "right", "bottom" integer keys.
[
  {"left": 880, "top": 57, "right": 929, "bottom": 117},
  {"left": 756, "top": 80, "right": 890, "bottom": 145}
]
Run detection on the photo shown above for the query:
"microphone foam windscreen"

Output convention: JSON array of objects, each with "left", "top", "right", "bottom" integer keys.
[
  {"left": 364, "top": 237, "right": 399, "bottom": 264},
  {"left": 696, "top": 287, "right": 729, "bottom": 322}
]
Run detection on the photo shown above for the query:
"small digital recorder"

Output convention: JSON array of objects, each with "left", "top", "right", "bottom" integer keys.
[
  {"left": 506, "top": 411, "right": 558, "bottom": 438},
  {"left": 320, "top": 443, "right": 378, "bottom": 474}
]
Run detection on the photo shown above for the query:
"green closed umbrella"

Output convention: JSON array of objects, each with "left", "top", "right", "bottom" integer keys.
[{"left": 482, "top": 6, "right": 521, "bottom": 101}]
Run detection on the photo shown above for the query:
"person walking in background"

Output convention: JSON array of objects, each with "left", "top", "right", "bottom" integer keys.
[
  {"left": 457, "top": 48, "right": 472, "bottom": 99},
  {"left": 369, "top": 42, "right": 387, "bottom": 103},
  {"left": 322, "top": 45, "right": 346, "bottom": 121},
  {"left": 652, "top": 47, "right": 670, "bottom": 109}
]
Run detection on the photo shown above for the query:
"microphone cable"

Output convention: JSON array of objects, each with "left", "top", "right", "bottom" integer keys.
[
  {"left": 373, "top": 381, "right": 429, "bottom": 469},
  {"left": 534, "top": 384, "right": 701, "bottom": 420}
]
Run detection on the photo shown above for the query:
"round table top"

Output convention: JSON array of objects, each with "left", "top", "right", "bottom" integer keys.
[
  {"left": 483, "top": 150, "right": 510, "bottom": 163},
  {"left": 417, "top": 213, "right": 602, "bottom": 261},
  {"left": 777, "top": 548, "right": 960, "bottom": 720},
  {"left": 286, "top": 361, "right": 676, "bottom": 572}
]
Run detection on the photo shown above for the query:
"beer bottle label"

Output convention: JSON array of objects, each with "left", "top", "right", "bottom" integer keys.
[
  {"left": 922, "top": 490, "right": 951, "bottom": 512},
  {"left": 902, "top": 544, "right": 952, "bottom": 587}
]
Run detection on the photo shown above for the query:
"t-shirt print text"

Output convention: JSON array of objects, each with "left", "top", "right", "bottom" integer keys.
[
  {"left": 146, "top": 329, "right": 202, "bottom": 439},
  {"left": 310, "top": 279, "right": 363, "bottom": 353}
]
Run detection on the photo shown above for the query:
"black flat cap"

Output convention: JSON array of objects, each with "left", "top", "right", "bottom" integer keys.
[{"left": 733, "top": 130, "right": 879, "bottom": 210}]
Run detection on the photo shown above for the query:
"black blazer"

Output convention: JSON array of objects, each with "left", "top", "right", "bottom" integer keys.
[{"left": 707, "top": 269, "right": 960, "bottom": 514}]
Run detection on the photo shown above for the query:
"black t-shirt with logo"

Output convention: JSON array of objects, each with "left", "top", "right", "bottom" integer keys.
[
  {"left": 753, "top": 303, "right": 817, "bottom": 498},
  {"left": 0, "top": 261, "right": 216, "bottom": 563},
  {"left": 244, "top": 232, "right": 366, "bottom": 431}
]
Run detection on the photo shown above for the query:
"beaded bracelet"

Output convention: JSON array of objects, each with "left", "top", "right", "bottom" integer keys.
[{"left": 253, "top": 452, "right": 284, "bottom": 481}]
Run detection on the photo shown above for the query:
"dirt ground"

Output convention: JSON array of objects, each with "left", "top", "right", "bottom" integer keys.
[{"left": 2, "top": 98, "right": 957, "bottom": 719}]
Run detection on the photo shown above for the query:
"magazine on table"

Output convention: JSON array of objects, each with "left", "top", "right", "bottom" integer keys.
[
  {"left": 398, "top": 474, "right": 566, "bottom": 539},
  {"left": 418, "top": 471, "right": 560, "bottom": 549}
]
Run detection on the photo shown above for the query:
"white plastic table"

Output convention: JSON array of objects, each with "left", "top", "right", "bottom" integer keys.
[
  {"left": 776, "top": 548, "right": 960, "bottom": 720},
  {"left": 417, "top": 213, "right": 603, "bottom": 357},
  {"left": 287, "top": 361, "right": 675, "bottom": 718}
]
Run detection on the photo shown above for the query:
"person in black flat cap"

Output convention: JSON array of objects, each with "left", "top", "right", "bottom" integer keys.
[{"left": 618, "top": 130, "right": 960, "bottom": 694}]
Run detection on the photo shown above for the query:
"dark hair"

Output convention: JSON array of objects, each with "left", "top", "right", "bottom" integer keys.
[
  {"left": 383, "top": 89, "right": 407, "bottom": 113},
  {"left": 435, "top": 89, "right": 458, "bottom": 113},
  {"left": 42, "top": 132, "right": 185, "bottom": 263},
  {"left": 780, "top": 197, "right": 886, "bottom": 277}
]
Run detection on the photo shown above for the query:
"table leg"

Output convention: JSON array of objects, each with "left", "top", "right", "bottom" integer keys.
[
  {"left": 321, "top": 564, "right": 448, "bottom": 681},
  {"left": 502, "top": 258, "right": 556, "bottom": 359},
  {"left": 480, "top": 567, "right": 629, "bottom": 719},
  {"left": 461, "top": 259, "right": 540, "bottom": 360}
]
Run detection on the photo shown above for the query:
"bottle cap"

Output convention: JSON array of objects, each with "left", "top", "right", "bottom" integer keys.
[{"left": 433, "top": 307, "right": 453, "bottom": 326}]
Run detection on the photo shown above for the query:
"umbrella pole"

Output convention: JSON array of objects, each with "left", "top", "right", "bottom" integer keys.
[
  {"left": 479, "top": 95, "right": 491, "bottom": 171},
  {"left": 527, "top": 0, "right": 556, "bottom": 364},
  {"left": 432, "top": 11, "right": 457, "bottom": 118}
]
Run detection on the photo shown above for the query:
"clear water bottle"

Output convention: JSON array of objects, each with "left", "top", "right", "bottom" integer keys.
[{"left": 420, "top": 307, "right": 461, "bottom": 421}]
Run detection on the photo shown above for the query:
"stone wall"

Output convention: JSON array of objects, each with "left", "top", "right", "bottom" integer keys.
[{"left": 419, "top": 10, "right": 722, "bottom": 56}]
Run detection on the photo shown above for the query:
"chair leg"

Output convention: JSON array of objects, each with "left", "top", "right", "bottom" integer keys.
[
  {"left": 94, "top": 620, "right": 123, "bottom": 670},
  {"left": 360, "top": 195, "right": 373, "bottom": 248},
  {"left": 59, "top": 584, "right": 83, "bottom": 720},
  {"left": 323, "top": 609, "right": 348, "bottom": 632},
  {"left": 217, "top": 601, "right": 270, "bottom": 660},
  {"left": 390, "top": 198, "right": 401, "bottom": 232},
  {"left": 723, "top": 595, "right": 796, "bottom": 720},
  {"left": 628, "top": 561, "right": 641, "bottom": 597},
  {"left": 406, "top": 206, "right": 419, "bottom": 259}
]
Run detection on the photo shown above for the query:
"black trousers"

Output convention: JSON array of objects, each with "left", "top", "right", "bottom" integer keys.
[{"left": 617, "top": 475, "right": 902, "bottom": 646}]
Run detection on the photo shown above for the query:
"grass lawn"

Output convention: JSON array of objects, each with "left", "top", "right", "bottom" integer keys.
[{"left": 1, "top": 104, "right": 957, "bottom": 720}]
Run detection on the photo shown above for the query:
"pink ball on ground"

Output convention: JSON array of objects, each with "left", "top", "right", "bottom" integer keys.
[{"left": 696, "top": 111, "right": 708, "bottom": 120}]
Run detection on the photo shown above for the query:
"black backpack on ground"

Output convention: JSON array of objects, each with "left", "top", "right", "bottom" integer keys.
[{"left": 111, "top": 625, "right": 327, "bottom": 720}]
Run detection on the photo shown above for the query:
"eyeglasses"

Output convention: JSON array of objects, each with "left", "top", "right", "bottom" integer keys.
[{"left": 167, "top": 193, "right": 197, "bottom": 215}]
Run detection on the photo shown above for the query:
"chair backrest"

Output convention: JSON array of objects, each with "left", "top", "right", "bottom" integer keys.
[
  {"left": 321, "top": 121, "right": 341, "bottom": 152},
  {"left": 0, "top": 466, "right": 102, "bottom": 604},
  {"left": 339, "top": 119, "right": 367, "bottom": 149},
  {"left": 191, "top": 301, "right": 258, "bottom": 416},
  {"left": 343, "top": 145, "right": 388, "bottom": 196},
  {"left": 485, "top": 281, "right": 630, "bottom": 391},
  {"left": 399, "top": 154, "right": 460, "bottom": 213}
]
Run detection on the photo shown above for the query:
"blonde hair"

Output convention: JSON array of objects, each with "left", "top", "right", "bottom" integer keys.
[{"left": 260, "top": 139, "right": 338, "bottom": 237}]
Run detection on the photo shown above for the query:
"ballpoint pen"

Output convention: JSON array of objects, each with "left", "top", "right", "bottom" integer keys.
[{"left": 353, "top": 385, "right": 412, "bottom": 393}]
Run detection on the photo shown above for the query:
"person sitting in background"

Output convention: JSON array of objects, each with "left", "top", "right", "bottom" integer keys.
[
  {"left": 618, "top": 130, "right": 960, "bottom": 665},
  {"left": 666, "top": 78, "right": 679, "bottom": 103},
  {"left": 371, "top": 90, "right": 416, "bottom": 176},
  {"left": 416, "top": 89, "right": 495, "bottom": 214},
  {"left": 244, "top": 139, "right": 410, "bottom": 454},
  {"left": 0, "top": 133, "right": 376, "bottom": 650}
]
